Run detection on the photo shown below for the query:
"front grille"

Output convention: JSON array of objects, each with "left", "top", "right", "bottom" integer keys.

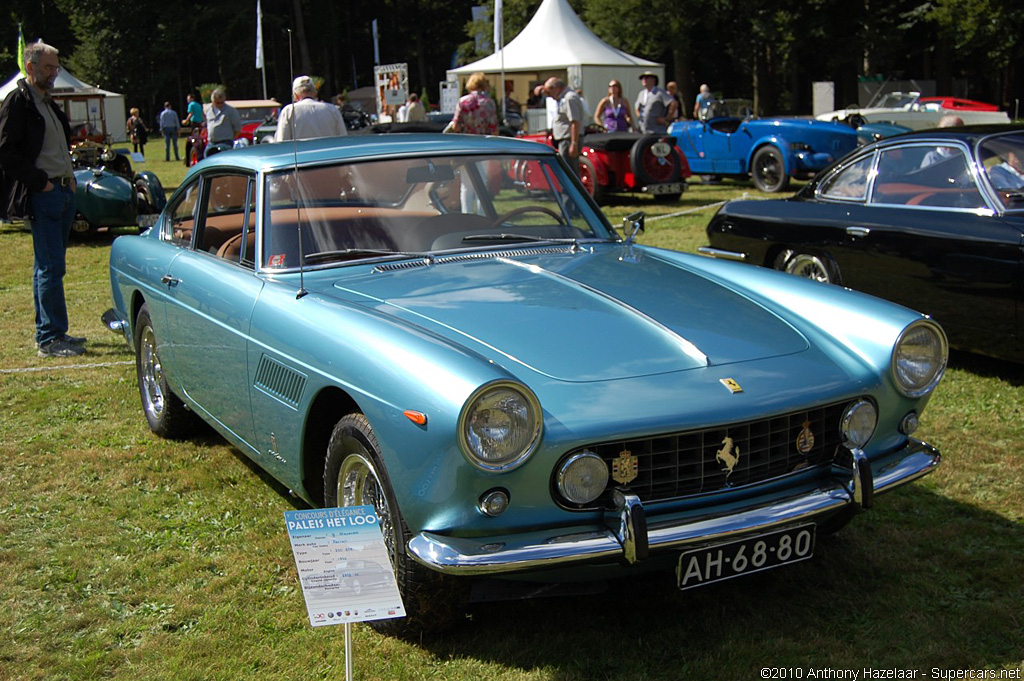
[{"left": 582, "top": 401, "right": 851, "bottom": 504}]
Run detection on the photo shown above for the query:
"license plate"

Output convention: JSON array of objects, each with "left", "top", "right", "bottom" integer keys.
[
  {"left": 676, "top": 524, "right": 815, "bottom": 590},
  {"left": 648, "top": 182, "right": 682, "bottom": 195}
]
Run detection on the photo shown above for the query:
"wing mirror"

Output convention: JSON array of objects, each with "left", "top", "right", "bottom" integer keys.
[{"left": 622, "top": 211, "right": 645, "bottom": 242}]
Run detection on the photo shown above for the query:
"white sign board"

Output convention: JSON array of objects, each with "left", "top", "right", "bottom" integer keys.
[{"left": 284, "top": 506, "right": 406, "bottom": 627}]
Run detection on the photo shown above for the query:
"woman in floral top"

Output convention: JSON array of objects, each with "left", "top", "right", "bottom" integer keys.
[{"left": 451, "top": 72, "right": 498, "bottom": 135}]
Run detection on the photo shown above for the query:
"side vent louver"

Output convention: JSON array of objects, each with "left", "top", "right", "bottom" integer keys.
[{"left": 254, "top": 355, "right": 307, "bottom": 408}]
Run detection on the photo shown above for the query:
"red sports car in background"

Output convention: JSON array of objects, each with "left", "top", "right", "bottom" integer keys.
[
  {"left": 521, "top": 130, "right": 690, "bottom": 204},
  {"left": 186, "top": 99, "right": 280, "bottom": 166}
]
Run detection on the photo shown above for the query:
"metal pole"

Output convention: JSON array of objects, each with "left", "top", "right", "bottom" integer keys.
[
  {"left": 288, "top": 29, "right": 294, "bottom": 79},
  {"left": 344, "top": 622, "right": 353, "bottom": 681}
]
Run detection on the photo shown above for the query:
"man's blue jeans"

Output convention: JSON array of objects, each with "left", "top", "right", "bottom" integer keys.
[
  {"left": 29, "top": 185, "right": 75, "bottom": 346},
  {"left": 163, "top": 129, "right": 180, "bottom": 160}
]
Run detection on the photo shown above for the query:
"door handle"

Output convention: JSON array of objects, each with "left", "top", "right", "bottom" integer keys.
[
  {"left": 846, "top": 226, "right": 871, "bottom": 238},
  {"left": 160, "top": 274, "right": 180, "bottom": 288}
]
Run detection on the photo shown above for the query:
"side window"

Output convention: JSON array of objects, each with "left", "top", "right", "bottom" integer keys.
[
  {"left": 196, "top": 173, "right": 256, "bottom": 265},
  {"left": 165, "top": 181, "right": 200, "bottom": 247},
  {"left": 871, "top": 146, "right": 985, "bottom": 209},
  {"left": 819, "top": 155, "right": 874, "bottom": 200}
]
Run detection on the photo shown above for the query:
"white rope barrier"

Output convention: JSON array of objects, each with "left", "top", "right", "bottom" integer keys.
[{"left": 0, "top": 360, "right": 133, "bottom": 375}]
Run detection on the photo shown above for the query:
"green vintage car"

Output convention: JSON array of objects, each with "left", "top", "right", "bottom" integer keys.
[{"left": 69, "top": 141, "right": 166, "bottom": 235}]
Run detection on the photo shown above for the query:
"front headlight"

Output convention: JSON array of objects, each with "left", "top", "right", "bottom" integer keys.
[
  {"left": 458, "top": 381, "right": 542, "bottom": 472},
  {"left": 892, "top": 321, "right": 948, "bottom": 397}
]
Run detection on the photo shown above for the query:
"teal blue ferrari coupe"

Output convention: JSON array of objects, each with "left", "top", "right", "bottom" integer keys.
[{"left": 103, "top": 133, "right": 947, "bottom": 635}]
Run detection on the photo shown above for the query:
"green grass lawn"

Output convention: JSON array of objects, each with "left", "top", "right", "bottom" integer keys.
[{"left": 0, "top": 175, "right": 1021, "bottom": 680}]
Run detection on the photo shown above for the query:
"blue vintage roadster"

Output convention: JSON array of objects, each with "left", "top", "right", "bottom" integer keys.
[
  {"left": 103, "top": 133, "right": 946, "bottom": 635},
  {"left": 669, "top": 99, "right": 861, "bottom": 192}
]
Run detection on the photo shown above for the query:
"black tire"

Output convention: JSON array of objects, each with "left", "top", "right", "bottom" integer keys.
[
  {"left": 751, "top": 146, "right": 790, "bottom": 193},
  {"left": 134, "top": 303, "right": 199, "bottom": 438},
  {"left": 577, "top": 156, "right": 606, "bottom": 204},
  {"left": 629, "top": 135, "right": 682, "bottom": 187},
  {"left": 324, "top": 414, "right": 468, "bottom": 637},
  {"left": 774, "top": 249, "right": 840, "bottom": 285}
]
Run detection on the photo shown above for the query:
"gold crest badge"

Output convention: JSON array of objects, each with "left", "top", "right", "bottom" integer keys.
[
  {"left": 796, "top": 419, "right": 815, "bottom": 454},
  {"left": 611, "top": 450, "right": 638, "bottom": 485}
]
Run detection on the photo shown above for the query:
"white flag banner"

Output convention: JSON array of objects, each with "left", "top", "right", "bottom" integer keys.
[{"left": 255, "top": 0, "right": 265, "bottom": 69}]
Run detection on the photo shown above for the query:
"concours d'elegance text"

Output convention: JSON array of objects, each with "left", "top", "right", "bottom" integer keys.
[{"left": 761, "top": 667, "right": 1022, "bottom": 679}]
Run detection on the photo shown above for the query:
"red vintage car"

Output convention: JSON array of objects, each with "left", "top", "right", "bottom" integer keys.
[
  {"left": 185, "top": 99, "right": 280, "bottom": 166},
  {"left": 520, "top": 130, "right": 690, "bottom": 204}
]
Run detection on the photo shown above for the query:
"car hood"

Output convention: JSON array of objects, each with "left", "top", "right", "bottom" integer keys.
[{"left": 326, "top": 246, "right": 809, "bottom": 382}]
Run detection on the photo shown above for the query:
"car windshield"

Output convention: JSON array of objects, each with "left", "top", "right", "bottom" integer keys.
[
  {"left": 979, "top": 133, "right": 1024, "bottom": 206},
  {"left": 874, "top": 93, "right": 919, "bottom": 108},
  {"left": 261, "top": 153, "right": 610, "bottom": 269},
  {"left": 237, "top": 106, "right": 278, "bottom": 123}
]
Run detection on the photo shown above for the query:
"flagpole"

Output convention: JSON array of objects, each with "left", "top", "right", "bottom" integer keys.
[{"left": 495, "top": 0, "right": 505, "bottom": 123}]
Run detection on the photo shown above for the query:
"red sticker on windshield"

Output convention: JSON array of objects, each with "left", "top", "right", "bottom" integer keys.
[{"left": 268, "top": 254, "right": 287, "bottom": 267}]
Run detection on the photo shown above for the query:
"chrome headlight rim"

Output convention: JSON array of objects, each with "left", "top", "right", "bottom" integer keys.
[
  {"left": 457, "top": 380, "right": 543, "bottom": 473},
  {"left": 891, "top": 320, "right": 948, "bottom": 398}
]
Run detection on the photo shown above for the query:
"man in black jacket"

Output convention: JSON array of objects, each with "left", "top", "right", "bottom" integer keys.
[{"left": 0, "top": 41, "right": 86, "bottom": 357}]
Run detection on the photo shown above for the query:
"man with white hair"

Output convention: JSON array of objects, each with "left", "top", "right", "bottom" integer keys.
[
  {"left": 275, "top": 76, "right": 347, "bottom": 142},
  {"left": 0, "top": 41, "right": 87, "bottom": 357}
]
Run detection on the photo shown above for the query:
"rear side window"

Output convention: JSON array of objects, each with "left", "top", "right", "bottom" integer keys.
[
  {"left": 870, "top": 145, "right": 985, "bottom": 209},
  {"left": 819, "top": 155, "right": 874, "bottom": 201}
]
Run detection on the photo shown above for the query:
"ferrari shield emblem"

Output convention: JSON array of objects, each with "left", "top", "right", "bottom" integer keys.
[
  {"left": 612, "top": 450, "right": 639, "bottom": 485},
  {"left": 720, "top": 378, "right": 743, "bottom": 394},
  {"left": 796, "top": 419, "right": 815, "bottom": 454}
]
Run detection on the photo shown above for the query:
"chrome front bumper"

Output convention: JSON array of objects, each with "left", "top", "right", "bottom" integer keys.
[{"left": 407, "top": 439, "right": 940, "bottom": 576}]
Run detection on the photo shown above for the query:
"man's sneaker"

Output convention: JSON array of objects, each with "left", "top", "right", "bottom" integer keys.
[
  {"left": 37, "top": 338, "right": 87, "bottom": 358},
  {"left": 63, "top": 334, "right": 87, "bottom": 345}
]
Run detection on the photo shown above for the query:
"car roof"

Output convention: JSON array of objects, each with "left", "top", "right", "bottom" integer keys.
[
  {"left": 863, "top": 124, "right": 1024, "bottom": 147},
  {"left": 227, "top": 99, "right": 280, "bottom": 108},
  {"left": 187, "top": 133, "right": 556, "bottom": 174}
]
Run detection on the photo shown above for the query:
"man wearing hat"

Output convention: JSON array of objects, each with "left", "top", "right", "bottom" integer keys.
[
  {"left": 635, "top": 71, "right": 677, "bottom": 134},
  {"left": 275, "top": 76, "right": 347, "bottom": 142}
]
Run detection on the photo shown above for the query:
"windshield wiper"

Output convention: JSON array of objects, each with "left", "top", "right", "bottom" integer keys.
[
  {"left": 303, "top": 249, "right": 434, "bottom": 264},
  {"left": 460, "top": 233, "right": 582, "bottom": 245}
]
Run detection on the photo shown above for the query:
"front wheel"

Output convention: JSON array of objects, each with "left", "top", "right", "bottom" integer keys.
[
  {"left": 135, "top": 303, "right": 199, "bottom": 438},
  {"left": 751, "top": 146, "right": 790, "bottom": 193},
  {"left": 324, "top": 414, "right": 468, "bottom": 637},
  {"left": 577, "top": 156, "right": 606, "bottom": 204}
]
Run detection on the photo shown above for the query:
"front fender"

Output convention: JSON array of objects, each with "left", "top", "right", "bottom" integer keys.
[{"left": 745, "top": 136, "right": 792, "bottom": 176}]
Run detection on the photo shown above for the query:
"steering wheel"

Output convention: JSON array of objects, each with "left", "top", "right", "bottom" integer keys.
[{"left": 490, "top": 205, "right": 566, "bottom": 228}]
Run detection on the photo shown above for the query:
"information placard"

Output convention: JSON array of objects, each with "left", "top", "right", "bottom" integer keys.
[{"left": 284, "top": 506, "right": 406, "bottom": 627}]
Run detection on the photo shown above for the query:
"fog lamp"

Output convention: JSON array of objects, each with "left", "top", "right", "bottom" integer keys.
[
  {"left": 841, "top": 399, "right": 877, "bottom": 449},
  {"left": 557, "top": 451, "right": 609, "bottom": 505},
  {"left": 900, "top": 412, "right": 920, "bottom": 436},
  {"left": 478, "top": 489, "right": 510, "bottom": 517}
]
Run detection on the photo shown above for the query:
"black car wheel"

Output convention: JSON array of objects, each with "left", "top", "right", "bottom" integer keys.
[
  {"left": 578, "top": 156, "right": 606, "bottom": 204},
  {"left": 775, "top": 249, "right": 840, "bottom": 285},
  {"left": 629, "top": 135, "right": 682, "bottom": 187},
  {"left": 135, "top": 303, "right": 199, "bottom": 439},
  {"left": 751, "top": 146, "right": 790, "bottom": 193},
  {"left": 324, "top": 414, "right": 468, "bottom": 637}
]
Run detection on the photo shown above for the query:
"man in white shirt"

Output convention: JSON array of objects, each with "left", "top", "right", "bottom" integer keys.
[{"left": 275, "top": 76, "right": 348, "bottom": 142}]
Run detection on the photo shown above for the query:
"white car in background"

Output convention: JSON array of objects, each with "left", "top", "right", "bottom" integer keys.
[{"left": 817, "top": 92, "right": 1010, "bottom": 130}]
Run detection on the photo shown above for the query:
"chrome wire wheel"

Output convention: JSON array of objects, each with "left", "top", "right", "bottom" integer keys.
[
  {"left": 337, "top": 449, "right": 397, "bottom": 564},
  {"left": 784, "top": 252, "right": 835, "bottom": 284},
  {"left": 139, "top": 324, "right": 167, "bottom": 423}
]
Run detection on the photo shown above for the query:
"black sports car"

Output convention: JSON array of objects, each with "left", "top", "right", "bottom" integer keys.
[{"left": 702, "top": 125, "right": 1024, "bottom": 363}]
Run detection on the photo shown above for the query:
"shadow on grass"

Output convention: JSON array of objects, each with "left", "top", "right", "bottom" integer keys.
[
  {"left": 412, "top": 487, "right": 1021, "bottom": 675},
  {"left": 949, "top": 349, "right": 1024, "bottom": 387}
]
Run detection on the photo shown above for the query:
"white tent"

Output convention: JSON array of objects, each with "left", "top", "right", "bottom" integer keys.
[
  {"left": 447, "top": 0, "right": 664, "bottom": 131},
  {"left": 1, "top": 69, "right": 127, "bottom": 143}
]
